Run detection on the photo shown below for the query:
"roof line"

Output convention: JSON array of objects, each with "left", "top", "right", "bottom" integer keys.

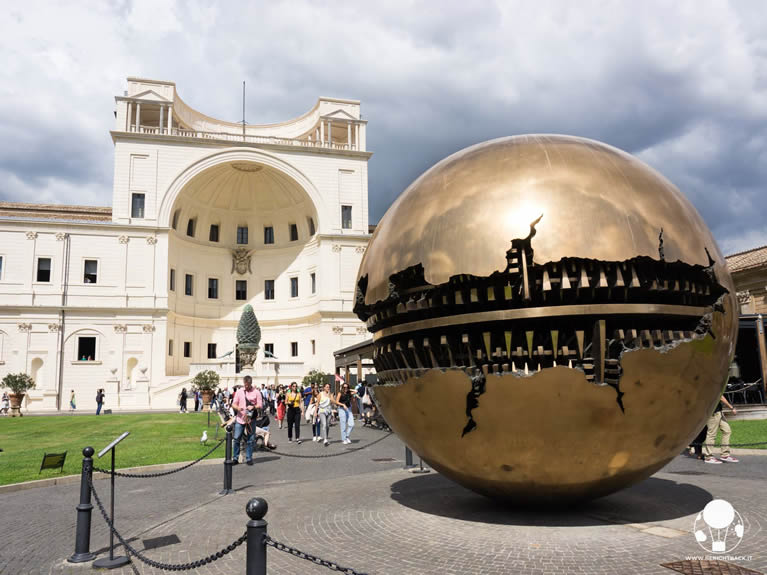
[{"left": 725, "top": 244, "right": 767, "bottom": 259}]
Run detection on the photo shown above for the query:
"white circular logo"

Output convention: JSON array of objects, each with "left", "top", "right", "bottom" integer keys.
[{"left": 693, "top": 499, "right": 745, "bottom": 553}]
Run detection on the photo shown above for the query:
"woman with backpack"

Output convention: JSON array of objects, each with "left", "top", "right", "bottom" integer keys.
[
  {"left": 179, "top": 388, "right": 188, "bottom": 413},
  {"left": 96, "top": 389, "right": 104, "bottom": 415}
]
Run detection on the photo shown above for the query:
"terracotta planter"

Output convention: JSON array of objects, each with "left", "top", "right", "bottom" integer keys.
[
  {"left": 201, "top": 390, "right": 214, "bottom": 412},
  {"left": 8, "top": 393, "right": 24, "bottom": 417}
]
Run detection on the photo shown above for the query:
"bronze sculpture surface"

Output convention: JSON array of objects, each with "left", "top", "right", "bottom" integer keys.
[{"left": 354, "top": 135, "right": 737, "bottom": 501}]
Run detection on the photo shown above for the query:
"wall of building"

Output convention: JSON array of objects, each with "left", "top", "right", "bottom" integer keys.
[{"left": 0, "top": 79, "right": 372, "bottom": 412}]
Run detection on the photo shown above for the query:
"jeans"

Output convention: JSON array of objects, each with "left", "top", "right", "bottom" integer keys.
[
  {"left": 287, "top": 406, "right": 301, "bottom": 440},
  {"left": 313, "top": 419, "right": 321, "bottom": 438},
  {"left": 338, "top": 406, "right": 355, "bottom": 441},
  {"left": 96, "top": 402, "right": 102, "bottom": 415},
  {"left": 319, "top": 411, "right": 331, "bottom": 442},
  {"left": 233, "top": 421, "right": 254, "bottom": 462},
  {"left": 356, "top": 398, "right": 364, "bottom": 419}
]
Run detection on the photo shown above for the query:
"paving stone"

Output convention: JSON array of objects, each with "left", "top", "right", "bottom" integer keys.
[{"left": 0, "top": 422, "right": 765, "bottom": 574}]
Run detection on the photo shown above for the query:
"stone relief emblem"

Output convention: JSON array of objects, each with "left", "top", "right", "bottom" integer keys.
[{"left": 231, "top": 247, "right": 253, "bottom": 275}]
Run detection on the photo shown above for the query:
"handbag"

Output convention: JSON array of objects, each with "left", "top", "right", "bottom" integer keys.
[
  {"left": 305, "top": 403, "right": 316, "bottom": 421},
  {"left": 255, "top": 413, "right": 270, "bottom": 428}
]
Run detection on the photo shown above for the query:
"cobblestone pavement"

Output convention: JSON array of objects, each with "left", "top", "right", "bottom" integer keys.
[{"left": 1, "top": 420, "right": 765, "bottom": 575}]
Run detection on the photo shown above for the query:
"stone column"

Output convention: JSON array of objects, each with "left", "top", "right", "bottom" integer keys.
[
  {"left": 159, "top": 105, "right": 165, "bottom": 133},
  {"left": 320, "top": 121, "right": 324, "bottom": 145},
  {"left": 167, "top": 105, "right": 173, "bottom": 133},
  {"left": 355, "top": 124, "right": 360, "bottom": 150},
  {"left": 135, "top": 103, "right": 141, "bottom": 132},
  {"left": 126, "top": 102, "right": 133, "bottom": 132},
  {"left": 347, "top": 123, "right": 351, "bottom": 149},
  {"left": 757, "top": 315, "right": 767, "bottom": 400},
  {"left": 328, "top": 121, "right": 332, "bottom": 146}
]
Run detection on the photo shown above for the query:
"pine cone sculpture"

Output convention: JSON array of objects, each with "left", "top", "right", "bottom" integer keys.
[{"left": 237, "top": 304, "right": 261, "bottom": 349}]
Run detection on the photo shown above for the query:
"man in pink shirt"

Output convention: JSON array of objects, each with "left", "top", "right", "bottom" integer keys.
[{"left": 232, "top": 375, "right": 263, "bottom": 466}]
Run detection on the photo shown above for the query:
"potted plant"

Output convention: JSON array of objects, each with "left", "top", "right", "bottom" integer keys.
[
  {"left": 1, "top": 373, "right": 35, "bottom": 417},
  {"left": 191, "top": 370, "right": 219, "bottom": 411}
]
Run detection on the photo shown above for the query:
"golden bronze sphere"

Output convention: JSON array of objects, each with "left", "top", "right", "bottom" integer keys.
[{"left": 355, "top": 135, "right": 737, "bottom": 502}]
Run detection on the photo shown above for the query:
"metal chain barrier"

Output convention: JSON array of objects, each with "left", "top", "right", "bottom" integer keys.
[
  {"left": 88, "top": 474, "right": 246, "bottom": 572},
  {"left": 264, "top": 535, "right": 369, "bottom": 575},
  {"left": 268, "top": 431, "right": 393, "bottom": 459},
  {"left": 689, "top": 440, "right": 767, "bottom": 448},
  {"left": 94, "top": 438, "right": 225, "bottom": 478}
]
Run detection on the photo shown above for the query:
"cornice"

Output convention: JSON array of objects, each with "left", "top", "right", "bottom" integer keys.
[{"left": 110, "top": 131, "right": 374, "bottom": 160}]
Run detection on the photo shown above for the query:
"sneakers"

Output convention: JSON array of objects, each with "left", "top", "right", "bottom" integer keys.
[
  {"left": 704, "top": 457, "right": 722, "bottom": 464},
  {"left": 343, "top": 438, "right": 351, "bottom": 445},
  {"left": 324, "top": 440, "right": 329, "bottom": 446},
  {"left": 246, "top": 460, "right": 254, "bottom": 466},
  {"left": 231, "top": 460, "right": 239, "bottom": 466},
  {"left": 288, "top": 438, "right": 293, "bottom": 442},
  {"left": 720, "top": 455, "right": 739, "bottom": 463},
  {"left": 312, "top": 436, "right": 317, "bottom": 442},
  {"left": 296, "top": 439, "right": 302, "bottom": 445}
]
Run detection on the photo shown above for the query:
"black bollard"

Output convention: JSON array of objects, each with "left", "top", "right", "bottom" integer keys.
[
  {"left": 220, "top": 425, "right": 234, "bottom": 495},
  {"left": 68, "top": 447, "right": 96, "bottom": 563},
  {"left": 246, "top": 498, "right": 268, "bottom": 575},
  {"left": 404, "top": 446, "right": 414, "bottom": 469}
]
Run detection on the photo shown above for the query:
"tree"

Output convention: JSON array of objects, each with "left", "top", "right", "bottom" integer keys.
[
  {"left": 302, "top": 369, "right": 328, "bottom": 389},
  {"left": 1, "top": 373, "right": 35, "bottom": 395},
  {"left": 191, "top": 370, "right": 220, "bottom": 392}
]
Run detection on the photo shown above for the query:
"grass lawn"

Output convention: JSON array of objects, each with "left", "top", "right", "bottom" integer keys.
[
  {"left": 0, "top": 413, "right": 765, "bottom": 486},
  {"left": 0, "top": 412, "right": 226, "bottom": 486}
]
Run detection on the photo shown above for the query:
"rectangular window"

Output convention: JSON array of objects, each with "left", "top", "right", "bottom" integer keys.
[
  {"left": 77, "top": 336, "right": 96, "bottom": 361},
  {"left": 341, "top": 205, "right": 352, "bottom": 229},
  {"left": 291, "top": 342, "right": 298, "bottom": 357},
  {"left": 209, "top": 224, "right": 219, "bottom": 242},
  {"left": 36, "top": 257, "right": 51, "bottom": 282},
  {"left": 311, "top": 339, "right": 316, "bottom": 355},
  {"left": 186, "top": 218, "right": 196, "bottom": 238},
  {"left": 289, "top": 223, "right": 298, "bottom": 242},
  {"left": 172, "top": 210, "right": 180, "bottom": 230},
  {"left": 183, "top": 341, "right": 191, "bottom": 358},
  {"left": 208, "top": 278, "right": 218, "bottom": 299},
  {"left": 207, "top": 343, "right": 217, "bottom": 359},
  {"left": 83, "top": 260, "right": 98, "bottom": 284},
  {"left": 311, "top": 272, "right": 316, "bottom": 294},
  {"left": 131, "top": 193, "right": 145, "bottom": 218},
  {"left": 264, "top": 343, "right": 274, "bottom": 357},
  {"left": 169, "top": 268, "right": 176, "bottom": 291},
  {"left": 168, "top": 339, "right": 174, "bottom": 356},
  {"left": 236, "top": 280, "right": 247, "bottom": 301},
  {"left": 237, "top": 226, "right": 249, "bottom": 245},
  {"left": 263, "top": 226, "right": 274, "bottom": 245},
  {"left": 307, "top": 217, "right": 316, "bottom": 236},
  {"left": 0, "top": 255, "right": 3, "bottom": 280},
  {"left": 290, "top": 277, "right": 298, "bottom": 298},
  {"left": 264, "top": 279, "right": 275, "bottom": 300},
  {"left": 185, "top": 274, "right": 193, "bottom": 296}
]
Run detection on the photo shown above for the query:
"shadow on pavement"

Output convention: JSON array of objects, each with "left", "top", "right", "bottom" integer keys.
[{"left": 390, "top": 473, "right": 712, "bottom": 527}]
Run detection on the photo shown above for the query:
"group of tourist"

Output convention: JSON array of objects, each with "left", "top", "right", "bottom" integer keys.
[{"left": 195, "top": 376, "right": 377, "bottom": 464}]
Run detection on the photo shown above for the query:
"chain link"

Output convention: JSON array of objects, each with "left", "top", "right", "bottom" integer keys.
[
  {"left": 264, "top": 535, "right": 369, "bottom": 575},
  {"left": 268, "top": 431, "right": 393, "bottom": 459},
  {"left": 88, "top": 474, "right": 246, "bottom": 572},
  {"left": 94, "top": 438, "right": 225, "bottom": 478}
]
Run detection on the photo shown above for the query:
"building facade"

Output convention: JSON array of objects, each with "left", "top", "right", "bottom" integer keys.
[{"left": 0, "top": 77, "right": 372, "bottom": 411}]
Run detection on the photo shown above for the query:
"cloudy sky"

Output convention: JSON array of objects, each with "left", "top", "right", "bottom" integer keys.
[{"left": 1, "top": 0, "right": 766, "bottom": 255}]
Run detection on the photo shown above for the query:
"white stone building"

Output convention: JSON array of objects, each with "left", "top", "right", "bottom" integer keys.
[{"left": 0, "top": 77, "right": 372, "bottom": 412}]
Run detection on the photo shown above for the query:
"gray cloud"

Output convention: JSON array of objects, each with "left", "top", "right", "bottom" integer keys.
[{"left": 0, "top": 0, "right": 765, "bottom": 254}]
